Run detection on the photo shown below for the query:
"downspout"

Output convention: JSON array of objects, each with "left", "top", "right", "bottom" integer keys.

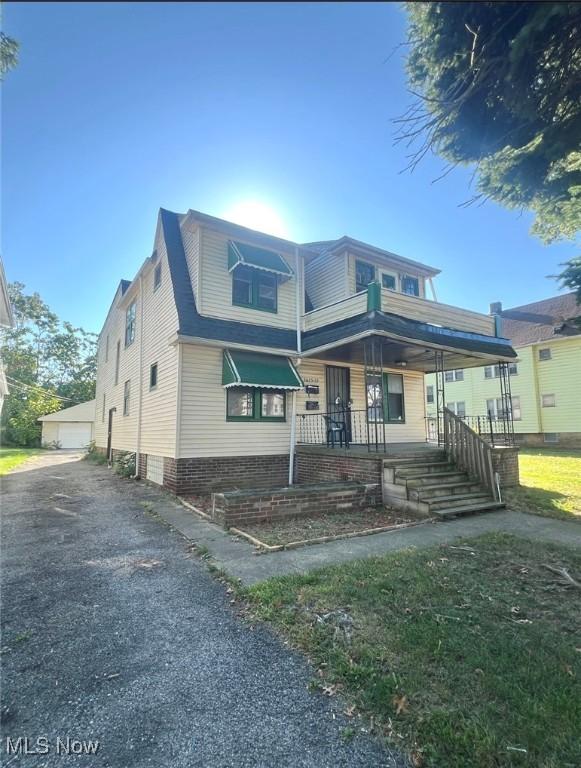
[
  {"left": 135, "top": 274, "right": 144, "bottom": 478},
  {"left": 289, "top": 245, "right": 302, "bottom": 486}
]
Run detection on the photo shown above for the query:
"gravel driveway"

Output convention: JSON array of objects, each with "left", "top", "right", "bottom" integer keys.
[{"left": 1, "top": 452, "right": 403, "bottom": 767}]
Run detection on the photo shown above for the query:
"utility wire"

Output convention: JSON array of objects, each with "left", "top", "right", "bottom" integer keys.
[{"left": 5, "top": 376, "right": 79, "bottom": 404}]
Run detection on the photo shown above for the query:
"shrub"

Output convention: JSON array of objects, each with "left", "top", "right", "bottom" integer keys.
[{"left": 113, "top": 451, "right": 136, "bottom": 478}]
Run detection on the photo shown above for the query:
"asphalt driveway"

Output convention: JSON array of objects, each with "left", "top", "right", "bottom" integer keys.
[{"left": 1, "top": 452, "right": 403, "bottom": 768}]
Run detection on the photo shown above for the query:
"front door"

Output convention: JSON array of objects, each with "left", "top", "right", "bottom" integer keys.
[
  {"left": 326, "top": 365, "right": 351, "bottom": 440},
  {"left": 106, "top": 408, "right": 115, "bottom": 462}
]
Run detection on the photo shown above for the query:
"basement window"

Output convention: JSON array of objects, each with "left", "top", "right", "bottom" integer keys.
[{"left": 544, "top": 433, "right": 559, "bottom": 443}]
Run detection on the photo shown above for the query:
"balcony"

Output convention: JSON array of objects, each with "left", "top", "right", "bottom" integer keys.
[{"left": 302, "top": 292, "right": 368, "bottom": 331}]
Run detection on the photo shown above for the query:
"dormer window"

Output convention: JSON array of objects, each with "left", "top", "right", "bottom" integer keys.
[
  {"left": 401, "top": 275, "right": 420, "bottom": 297},
  {"left": 228, "top": 240, "right": 292, "bottom": 314}
]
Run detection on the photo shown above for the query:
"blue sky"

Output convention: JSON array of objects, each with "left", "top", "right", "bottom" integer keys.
[{"left": 3, "top": 2, "right": 578, "bottom": 334}]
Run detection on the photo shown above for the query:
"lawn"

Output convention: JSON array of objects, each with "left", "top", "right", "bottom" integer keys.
[
  {"left": 0, "top": 448, "right": 42, "bottom": 475},
  {"left": 507, "top": 449, "right": 581, "bottom": 521},
  {"left": 246, "top": 534, "right": 581, "bottom": 767}
]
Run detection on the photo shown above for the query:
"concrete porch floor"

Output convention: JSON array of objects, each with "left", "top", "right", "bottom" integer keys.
[{"left": 296, "top": 442, "right": 440, "bottom": 457}]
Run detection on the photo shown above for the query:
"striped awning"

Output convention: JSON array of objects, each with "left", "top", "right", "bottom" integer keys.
[
  {"left": 222, "top": 349, "right": 304, "bottom": 390},
  {"left": 227, "top": 240, "right": 293, "bottom": 278}
]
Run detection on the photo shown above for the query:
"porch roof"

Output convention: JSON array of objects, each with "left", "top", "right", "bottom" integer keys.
[{"left": 301, "top": 309, "right": 517, "bottom": 370}]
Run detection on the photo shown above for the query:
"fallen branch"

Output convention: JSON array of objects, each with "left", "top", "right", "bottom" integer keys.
[{"left": 542, "top": 564, "right": 581, "bottom": 589}]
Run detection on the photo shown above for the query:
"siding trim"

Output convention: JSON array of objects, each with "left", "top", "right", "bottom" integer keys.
[{"left": 175, "top": 342, "right": 183, "bottom": 459}]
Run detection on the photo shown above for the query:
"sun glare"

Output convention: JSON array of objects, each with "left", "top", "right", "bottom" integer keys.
[{"left": 222, "top": 200, "right": 290, "bottom": 239}]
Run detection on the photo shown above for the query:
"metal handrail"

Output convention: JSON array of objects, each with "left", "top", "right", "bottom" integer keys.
[
  {"left": 426, "top": 413, "right": 515, "bottom": 446},
  {"left": 296, "top": 409, "right": 389, "bottom": 453},
  {"left": 442, "top": 407, "right": 499, "bottom": 501}
]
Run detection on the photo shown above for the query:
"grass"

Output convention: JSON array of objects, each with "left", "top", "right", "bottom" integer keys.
[
  {"left": 507, "top": 449, "right": 581, "bottom": 521},
  {"left": 239, "top": 508, "right": 416, "bottom": 547},
  {"left": 245, "top": 533, "right": 581, "bottom": 767},
  {"left": 0, "top": 447, "right": 42, "bottom": 476}
]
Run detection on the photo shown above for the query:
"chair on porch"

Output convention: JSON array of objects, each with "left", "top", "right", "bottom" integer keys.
[{"left": 323, "top": 414, "right": 348, "bottom": 448}]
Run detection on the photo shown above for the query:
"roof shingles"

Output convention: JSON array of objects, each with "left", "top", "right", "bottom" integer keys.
[{"left": 499, "top": 293, "right": 580, "bottom": 347}]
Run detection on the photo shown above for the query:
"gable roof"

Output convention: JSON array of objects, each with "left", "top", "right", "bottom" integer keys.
[
  {"left": 302, "top": 236, "right": 440, "bottom": 277},
  {"left": 38, "top": 400, "right": 96, "bottom": 422},
  {"left": 499, "top": 293, "right": 581, "bottom": 347}
]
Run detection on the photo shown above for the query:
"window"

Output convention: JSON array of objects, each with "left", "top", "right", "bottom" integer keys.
[
  {"left": 544, "top": 433, "right": 559, "bottom": 443},
  {"left": 512, "top": 395, "right": 521, "bottom": 421},
  {"left": 541, "top": 393, "right": 556, "bottom": 408},
  {"left": 232, "top": 266, "right": 277, "bottom": 312},
  {"left": 445, "top": 369, "right": 463, "bottom": 382},
  {"left": 226, "top": 388, "right": 286, "bottom": 421},
  {"left": 487, "top": 397, "right": 514, "bottom": 419},
  {"left": 366, "top": 373, "right": 405, "bottom": 423},
  {"left": 446, "top": 402, "right": 466, "bottom": 417},
  {"left": 382, "top": 273, "right": 396, "bottom": 290},
  {"left": 123, "top": 380, "right": 131, "bottom": 416},
  {"left": 539, "top": 348, "right": 551, "bottom": 361},
  {"left": 153, "top": 263, "right": 162, "bottom": 292},
  {"left": 150, "top": 363, "right": 158, "bottom": 390},
  {"left": 485, "top": 363, "right": 518, "bottom": 379},
  {"left": 125, "top": 301, "right": 136, "bottom": 347},
  {"left": 355, "top": 260, "right": 375, "bottom": 293},
  {"left": 102, "top": 393, "right": 106, "bottom": 422},
  {"left": 105, "top": 334, "right": 109, "bottom": 362},
  {"left": 445, "top": 371, "right": 454, "bottom": 383},
  {"left": 401, "top": 275, "right": 419, "bottom": 296},
  {"left": 426, "top": 385, "right": 434, "bottom": 404},
  {"left": 114, "top": 340, "right": 121, "bottom": 385}
]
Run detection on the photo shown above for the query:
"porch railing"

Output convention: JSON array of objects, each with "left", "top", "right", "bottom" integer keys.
[
  {"left": 296, "top": 410, "right": 388, "bottom": 452},
  {"left": 426, "top": 413, "right": 515, "bottom": 446},
  {"left": 443, "top": 407, "right": 499, "bottom": 501}
]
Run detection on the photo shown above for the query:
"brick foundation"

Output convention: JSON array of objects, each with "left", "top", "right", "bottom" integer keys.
[
  {"left": 490, "top": 446, "right": 520, "bottom": 488},
  {"left": 213, "top": 481, "right": 378, "bottom": 528},
  {"left": 162, "top": 454, "right": 290, "bottom": 495},
  {"left": 295, "top": 447, "right": 383, "bottom": 505},
  {"left": 514, "top": 432, "right": 581, "bottom": 450},
  {"left": 138, "top": 453, "right": 147, "bottom": 478}
]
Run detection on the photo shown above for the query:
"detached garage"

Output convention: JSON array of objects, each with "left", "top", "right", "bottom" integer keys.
[{"left": 39, "top": 400, "right": 96, "bottom": 449}]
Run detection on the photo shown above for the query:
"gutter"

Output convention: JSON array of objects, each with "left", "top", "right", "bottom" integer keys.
[{"left": 135, "top": 273, "right": 144, "bottom": 478}]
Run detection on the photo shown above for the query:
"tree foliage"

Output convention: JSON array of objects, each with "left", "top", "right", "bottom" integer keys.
[
  {"left": 1, "top": 283, "right": 97, "bottom": 446},
  {"left": 400, "top": 2, "right": 580, "bottom": 293},
  {"left": 0, "top": 31, "right": 19, "bottom": 77}
]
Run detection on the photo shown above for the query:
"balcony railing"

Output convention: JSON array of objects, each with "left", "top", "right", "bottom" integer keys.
[
  {"left": 297, "top": 409, "right": 389, "bottom": 452},
  {"left": 302, "top": 292, "right": 368, "bottom": 331}
]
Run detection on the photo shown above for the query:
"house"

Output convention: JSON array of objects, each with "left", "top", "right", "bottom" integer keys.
[
  {"left": 94, "top": 208, "right": 518, "bottom": 519},
  {"left": 39, "top": 400, "right": 96, "bottom": 449},
  {"left": 0, "top": 256, "right": 14, "bottom": 414},
  {"left": 425, "top": 294, "right": 581, "bottom": 448}
]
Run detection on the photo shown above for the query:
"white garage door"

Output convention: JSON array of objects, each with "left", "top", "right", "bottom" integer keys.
[{"left": 57, "top": 422, "right": 92, "bottom": 449}]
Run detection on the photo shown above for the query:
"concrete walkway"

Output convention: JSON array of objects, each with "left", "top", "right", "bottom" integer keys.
[{"left": 159, "top": 495, "right": 581, "bottom": 586}]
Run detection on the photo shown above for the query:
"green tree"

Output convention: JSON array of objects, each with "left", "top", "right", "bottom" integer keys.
[
  {"left": 400, "top": 2, "right": 580, "bottom": 294},
  {"left": 1, "top": 283, "right": 97, "bottom": 446},
  {"left": 0, "top": 31, "right": 19, "bottom": 77}
]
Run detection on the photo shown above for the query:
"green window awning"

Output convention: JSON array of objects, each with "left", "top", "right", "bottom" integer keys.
[
  {"left": 228, "top": 240, "right": 293, "bottom": 279},
  {"left": 222, "top": 349, "right": 304, "bottom": 390}
]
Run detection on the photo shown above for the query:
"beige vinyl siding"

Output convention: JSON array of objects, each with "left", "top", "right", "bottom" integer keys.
[
  {"left": 179, "top": 344, "right": 293, "bottom": 457},
  {"left": 297, "top": 359, "right": 426, "bottom": 443},
  {"left": 41, "top": 422, "right": 59, "bottom": 444},
  {"left": 303, "top": 292, "right": 367, "bottom": 331},
  {"left": 304, "top": 251, "right": 348, "bottom": 309},
  {"left": 181, "top": 222, "right": 200, "bottom": 308},
  {"left": 198, "top": 226, "right": 298, "bottom": 329},
  {"left": 381, "top": 288, "right": 495, "bottom": 336},
  {"left": 94, "top": 224, "right": 179, "bottom": 458},
  {"left": 347, "top": 252, "right": 426, "bottom": 298}
]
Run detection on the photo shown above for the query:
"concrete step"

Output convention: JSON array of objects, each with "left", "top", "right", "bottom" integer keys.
[
  {"left": 410, "top": 480, "right": 483, "bottom": 501},
  {"left": 427, "top": 492, "right": 492, "bottom": 510},
  {"left": 406, "top": 471, "right": 469, "bottom": 488},
  {"left": 395, "top": 462, "right": 456, "bottom": 478},
  {"left": 383, "top": 454, "right": 447, "bottom": 469},
  {"left": 433, "top": 501, "right": 505, "bottom": 519}
]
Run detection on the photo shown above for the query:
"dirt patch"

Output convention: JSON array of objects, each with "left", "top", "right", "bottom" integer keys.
[{"left": 237, "top": 508, "right": 417, "bottom": 547}]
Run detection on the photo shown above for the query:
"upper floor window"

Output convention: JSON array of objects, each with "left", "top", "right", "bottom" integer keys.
[
  {"left": 382, "top": 273, "right": 396, "bottom": 290},
  {"left": 426, "top": 385, "right": 434, "bottom": 404},
  {"left": 447, "top": 401, "right": 466, "bottom": 418},
  {"left": 153, "top": 263, "right": 162, "bottom": 292},
  {"left": 125, "top": 301, "right": 136, "bottom": 347},
  {"left": 541, "top": 393, "right": 556, "bottom": 408},
  {"left": 484, "top": 363, "right": 517, "bottom": 378},
  {"left": 539, "top": 348, "right": 551, "bottom": 361},
  {"left": 445, "top": 369, "right": 464, "bottom": 382},
  {"left": 105, "top": 334, "right": 109, "bottom": 362},
  {"left": 123, "top": 380, "right": 131, "bottom": 416},
  {"left": 232, "top": 266, "right": 277, "bottom": 313},
  {"left": 401, "top": 275, "right": 419, "bottom": 297},
  {"left": 150, "top": 362, "right": 158, "bottom": 390},
  {"left": 355, "top": 260, "right": 375, "bottom": 293},
  {"left": 114, "top": 340, "right": 121, "bottom": 385},
  {"left": 102, "top": 393, "right": 106, "bottom": 422}
]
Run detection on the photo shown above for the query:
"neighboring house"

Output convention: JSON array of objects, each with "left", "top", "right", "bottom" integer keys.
[
  {"left": 0, "top": 256, "right": 15, "bottom": 414},
  {"left": 426, "top": 293, "right": 581, "bottom": 448},
  {"left": 39, "top": 400, "right": 96, "bottom": 449},
  {"left": 94, "top": 207, "right": 516, "bottom": 503}
]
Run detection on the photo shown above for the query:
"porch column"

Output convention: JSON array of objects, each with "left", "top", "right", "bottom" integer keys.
[
  {"left": 497, "top": 361, "right": 515, "bottom": 444},
  {"left": 363, "top": 336, "right": 386, "bottom": 452}
]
